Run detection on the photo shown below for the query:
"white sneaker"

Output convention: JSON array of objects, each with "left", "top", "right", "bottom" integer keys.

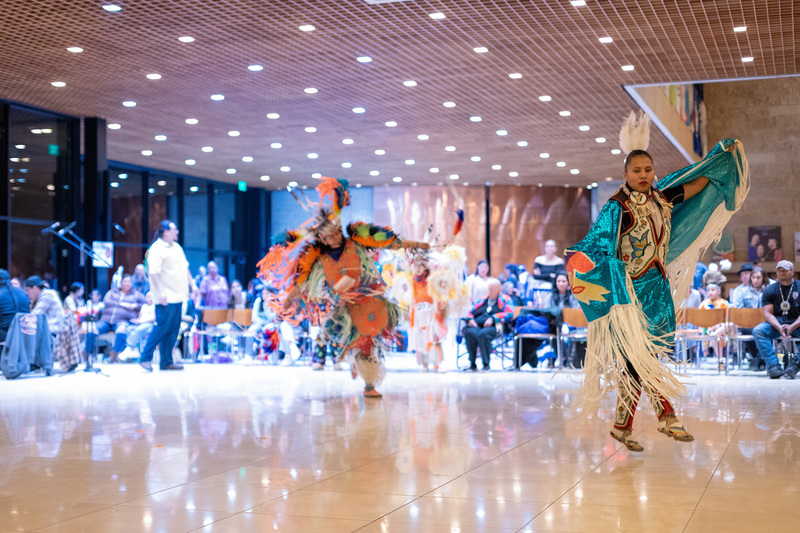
[
  {"left": 117, "top": 347, "right": 139, "bottom": 361},
  {"left": 312, "top": 362, "right": 324, "bottom": 370}
]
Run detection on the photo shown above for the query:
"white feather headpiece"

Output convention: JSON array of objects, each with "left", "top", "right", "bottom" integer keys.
[{"left": 618, "top": 110, "right": 651, "bottom": 154}]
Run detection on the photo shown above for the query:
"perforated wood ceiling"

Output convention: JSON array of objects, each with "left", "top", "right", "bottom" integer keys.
[{"left": 1, "top": 0, "right": 797, "bottom": 189}]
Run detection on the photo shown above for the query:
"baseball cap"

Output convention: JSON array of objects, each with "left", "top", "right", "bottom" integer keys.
[{"left": 776, "top": 260, "right": 794, "bottom": 271}]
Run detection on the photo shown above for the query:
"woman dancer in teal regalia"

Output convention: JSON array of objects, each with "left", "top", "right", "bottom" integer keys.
[{"left": 566, "top": 112, "right": 749, "bottom": 452}]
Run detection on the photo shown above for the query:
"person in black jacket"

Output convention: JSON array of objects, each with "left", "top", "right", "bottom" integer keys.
[{"left": 0, "top": 269, "right": 30, "bottom": 342}]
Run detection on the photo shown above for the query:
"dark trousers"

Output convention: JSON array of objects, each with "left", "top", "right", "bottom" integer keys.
[
  {"left": 140, "top": 303, "right": 182, "bottom": 369},
  {"left": 464, "top": 326, "right": 497, "bottom": 368}
]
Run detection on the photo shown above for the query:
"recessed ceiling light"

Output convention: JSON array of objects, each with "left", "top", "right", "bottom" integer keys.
[
  {"left": 517, "top": 141, "right": 528, "bottom": 147},
  {"left": 352, "top": 107, "right": 366, "bottom": 113},
  {"left": 185, "top": 159, "right": 196, "bottom": 165},
  {"left": 734, "top": 26, "right": 747, "bottom": 32},
  {"left": 591, "top": 182, "right": 598, "bottom": 187},
  {"left": 449, "top": 174, "right": 459, "bottom": 180},
  {"left": 571, "top": 0, "right": 586, "bottom": 6},
  {"left": 556, "top": 161, "right": 566, "bottom": 167},
  {"left": 242, "top": 156, "right": 254, "bottom": 162},
  {"left": 102, "top": 4, "right": 121, "bottom": 12},
  {"left": 430, "top": 167, "right": 440, "bottom": 173},
  {"left": 598, "top": 37, "right": 613, "bottom": 44},
  {"left": 248, "top": 64, "right": 264, "bottom": 72},
  {"left": 270, "top": 142, "right": 282, "bottom": 149},
  {"left": 260, "top": 175, "right": 270, "bottom": 181},
  {"left": 356, "top": 183, "right": 363, "bottom": 188},
  {"left": 605, "top": 176, "right": 614, "bottom": 181},
  {"left": 14, "top": 144, "right": 25, "bottom": 149},
  {"left": 445, "top": 145, "right": 456, "bottom": 151},
  {"left": 299, "top": 25, "right": 316, "bottom": 32},
  {"left": 385, "top": 121, "right": 397, "bottom": 127},
  {"left": 202, "top": 146, "right": 213, "bottom": 152},
  {"left": 559, "top": 110, "right": 571, "bottom": 116},
  {"left": 287, "top": 181, "right": 298, "bottom": 188},
  {"left": 342, "top": 138, "right": 354, "bottom": 145},
  {"left": 417, "top": 134, "right": 429, "bottom": 140},
  {"left": 538, "top": 183, "right": 543, "bottom": 188},
  {"left": 342, "top": 162, "right": 352, "bottom": 168},
  {"left": 443, "top": 101, "right": 456, "bottom": 108},
  {"left": 539, "top": 153, "right": 550, "bottom": 158},
  {"left": 107, "top": 123, "right": 121, "bottom": 130},
  {"left": 146, "top": 73, "right": 162, "bottom": 80},
  {"left": 509, "top": 171, "right": 519, "bottom": 177},
  {"left": 508, "top": 73, "right": 522, "bottom": 79},
  {"left": 307, "top": 153, "right": 318, "bottom": 159},
  {"left": 228, "top": 130, "right": 240, "bottom": 137},
  {"left": 429, "top": 12, "right": 446, "bottom": 20},
  {"left": 306, "top": 173, "right": 319, "bottom": 179},
  {"left": 210, "top": 94, "right": 225, "bottom": 101},
  {"left": 141, "top": 150, "right": 152, "bottom": 156},
  {"left": 50, "top": 81, "right": 66, "bottom": 87},
  {"left": 404, "top": 159, "right": 415, "bottom": 165},
  {"left": 392, "top": 177, "right": 403, "bottom": 183},
  {"left": 611, "top": 149, "right": 621, "bottom": 154},
  {"left": 596, "top": 137, "right": 606, "bottom": 143},
  {"left": 66, "top": 47, "right": 83, "bottom": 53},
  {"left": 621, "top": 65, "right": 635, "bottom": 71},
  {"left": 469, "top": 116, "right": 482, "bottom": 122},
  {"left": 403, "top": 80, "right": 417, "bottom": 87},
  {"left": 185, "top": 118, "right": 198, "bottom": 124},
  {"left": 154, "top": 135, "right": 167, "bottom": 141},
  {"left": 579, "top": 125, "right": 590, "bottom": 131},
  {"left": 110, "top": 182, "right": 119, "bottom": 188},
  {"left": 491, "top": 164, "right": 501, "bottom": 170},
  {"left": 304, "top": 87, "right": 318, "bottom": 94},
  {"left": 226, "top": 168, "right": 236, "bottom": 175},
  {"left": 570, "top": 169, "right": 580, "bottom": 174},
  {"left": 471, "top": 156, "right": 481, "bottom": 162},
  {"left": 304, "top": 126, "right": 317, "bottom": 133},
  {"left": 473, "top": 46, "right": 489, "bottom": 54},
  {"left": 122, "top": 100, "right": 136, "bottom": 107},
  {"left": 356, "top": 56, "right": 372, "bottom": 63},
  {"left": 281, "top": 166, "right": 291, "bottom": 172},
  {"left": 178, "top": 36, "right": 195, "bottom": 43},
  {"left": 375, "top": 149, "right": 386, "bottom": 155},
  {"left": 741, "top": 56, "right": 754, "bottom": 62},
  {"left": 266, "top": 112, "right": 280, "bottom": 119},
  {"left": 189, "top": 186, "right": 199, "bottom": 192},
  {"left": 148, "top": 188, "right": 155, "bottom": 193},
  {"left": 538, "top": 95, "right": 552, "bottom": 102},
  {"left": 496, "top": 129, "right": 508, "bottom": 136},
  {"left": 587, "top": 185, "right": 593, "bottom": 189},
  {"left": 369, "top": 170, "right": 379, "bottom": 176}
]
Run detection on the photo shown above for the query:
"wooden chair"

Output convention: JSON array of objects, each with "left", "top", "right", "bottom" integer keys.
[
  {"left": 560, "top": 308, "right": 588, "bottom": 368},
  {"left": 676, "top": 308, "right": 727, "bottom": 371},
  {"left": 232, "top": 309, "right": 252, "bottom": 328},
  {"left": 726, "top": 307, "right": 766, "bottom": 371}
]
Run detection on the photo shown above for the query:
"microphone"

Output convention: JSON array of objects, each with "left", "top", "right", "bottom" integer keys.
[
  {"left": 57, "top": 221, "right": 77, "bottom": 236},
  {"left": 113, "top": 223, "right": 126, "bottom": 235},
  {"left": 41, "top": 221, "right": 60, "bottom": 235}
]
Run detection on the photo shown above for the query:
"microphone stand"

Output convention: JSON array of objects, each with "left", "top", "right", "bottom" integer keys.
[{"left": 43, "top": 222, "right": 111, "bottom": 376}]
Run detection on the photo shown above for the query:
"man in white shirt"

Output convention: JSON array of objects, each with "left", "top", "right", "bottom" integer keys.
[{"left": 139, "top": 220, "right": 198, "bottom": 372}]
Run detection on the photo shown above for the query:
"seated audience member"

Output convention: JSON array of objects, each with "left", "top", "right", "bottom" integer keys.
[
  {"left": 699, "top": 283, "right": 733, "bottom": 362},
  {"left": 731, "top": 263, "right": 753, "bottom": 305},
  {"left": 118, "top": 292, "right": 156, "bottom": 361},
  {"left": 10, "top": 277, "right": 22, "bottom": 288},
  {"left": 59, "top": 283, "right": 86, "bottom": 372},
  {"left": 466, "top": 260, "right": 494, "bottom": 304},
  {"left": 533, "top": 239, "right": 564, "bottom": 288},
  {"left": 227, "top": 279, "right": 253, "bottom": 309},
  {"left": 545, "top": 271, "right": 581, "bottom": 368},
  {"left": 193, "top": 265, "right": 207, "bottom": 295},
  {"left": 517, "top": 264, "right": 532, "bottom": 302},
  {"left": 63, "top": 282, "right": 85, "bottom": 312},
  {"left": 502, "top": 281, "right": 524, "bottom": 306},
  {"left": 0, "top": 269, "right": 30, "bottom": 342},
  {"left": 25, "top": 276, "right": 64, "bottom": 337},
  {"left": 702, "top": 262, "right": 727, "bottom": 289},
  {"left": 501, "top": 264, "right": 519, "bottom": 287},
  {"left": 132, "top": 263, "right": 150, "bottom": 295},
  {"left": 199, "top": 261, "right": 229, "bottom": 309},
  {"left": 86, "top": 275, "right": 145, "bottom": 362},
  {"left": 732, "top": 266, "right": 766, "bottom": 370},
  {"left": 753, "top": 261, "right": 800, "bottom": 379},
  {"left": 463, "top": 280, "right": 512, "bottom": 372}
]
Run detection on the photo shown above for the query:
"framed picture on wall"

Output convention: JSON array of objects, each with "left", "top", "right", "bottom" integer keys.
[
  {"left": 748, "top": 226, "right": 782, "bottom": 263},
  {"left": 794, "top": 232, "right": 800, "bottom": 262}
]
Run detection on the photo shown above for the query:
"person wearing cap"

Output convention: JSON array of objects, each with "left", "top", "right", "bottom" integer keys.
[
  {"left": 730, "top": 263, "right": 753, "bottom": 306},
  {"left": 0, "top": 269, "right": 30, "bottom": 342},
  {"left": 24, "top": 275, "right": 64, "bottom": 336},
  {"left": 753, "top": 260, "right": 800, "bottom": 379}
]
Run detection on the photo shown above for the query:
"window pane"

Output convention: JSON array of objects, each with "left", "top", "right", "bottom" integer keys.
[
  {"left": 8, "top": 107, "right": 69, "bottom": 219},
  {"left": 148, "top": 174, "right": 178, "bottom": 236},
  {"left": 183, "top": 179, "right": 208, "bottom": 249},
  {"left": 10, "top": 222, "right": 56, "bottom": 286},
  {"left": 212, "top": 183, "right": 235, "bottom": 251},
  {"left": 109, "top": 169, "right": 143, "bottom": 244}
]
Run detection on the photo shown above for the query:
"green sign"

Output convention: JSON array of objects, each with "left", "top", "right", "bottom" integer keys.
[
  {"left": 238, "top": 180, "right": 247, "bottom": 192},
  {"left": 48, "top": 144, "right": 59, "bottom": 156}
]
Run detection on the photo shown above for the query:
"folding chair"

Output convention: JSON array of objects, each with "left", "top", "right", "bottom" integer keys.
[
  {"left": 726, "top": 307, "right": 765, "bottom": 371},
  {"left": 560, "top": 308, "right": 588, "bottom": 368},
  {"left": 675, "top": 308, "right": 727, "bottom": 372},
  {"left": 200, "top": 309, "right": 231, "bottom": 360}
]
